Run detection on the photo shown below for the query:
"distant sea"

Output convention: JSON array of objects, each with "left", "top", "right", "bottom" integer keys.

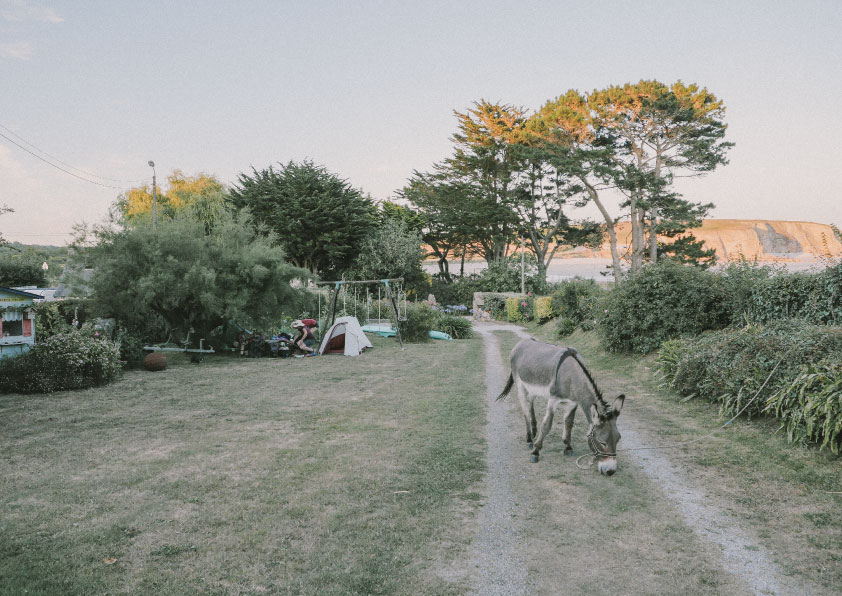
[{"left": 423, "top": 253, "right": 827, "bottom": 282}]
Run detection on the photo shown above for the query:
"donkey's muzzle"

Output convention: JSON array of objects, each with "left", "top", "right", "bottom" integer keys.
[{"left": 597, "top": 457, "right": 618, "bottom": 476}]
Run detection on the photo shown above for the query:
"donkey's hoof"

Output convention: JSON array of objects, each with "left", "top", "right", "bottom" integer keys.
[
  {"left": 530, "top": 454, "right": 540, "bottom": 463},
  {"left": 527, "top": 442, "right": 534, "bottom": 449},
  {"left": 564, "top": 447, "right": 574, "bottom": 456}
]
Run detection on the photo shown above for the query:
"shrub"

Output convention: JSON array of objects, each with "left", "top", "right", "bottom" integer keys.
[
  {"left": 597, "top": 261, "right": 729, "bottom": 353},
  {"left": 433, "top": 313, "right": 473, "bottom": 339},
  {"left": 750, "top": 263, "right": 842, "bottom": 326},
  {"left": 767, "top": 362, "right": 842, "bottom": 453},
  {"left": 430, "top": 277, "right": 477, "bottom": 310},
  {"left": 534, "top": 296, "right": 553, "bottom": 324},
  {"left": 506, "top": 297, "right": 522, "bottom": 322},
  {"left": 550, "top": 279, "right": 601, "bottom": 327},
  {"left": 483, "top": 294, "right": 507, "bottom": 320},
  {"left": 555, "top": 317, "right": 577, "bottom": 338},
  {"left": 0, "top": 328, "right": 122, "bottom": 394},
  {"left": 655, "top": 320, "right": 842, "bottom": 418},
  {"left": 717, "top": 260, "right": 774, "bottom": 325},
  {"left": 396, "top": 304, "right": 435, "bottom": 343}
]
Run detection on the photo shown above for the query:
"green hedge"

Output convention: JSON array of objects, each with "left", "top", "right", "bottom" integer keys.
[
  {"left": 655, "top": 320, "right": 842, "bottom": 421},
  {"left": 749, "top": 263, "right": 842, "bottom": 325},
  {"left": 0, "top": 328, "right": 122, "bottom": 394},
  {"left": 597, "top": 261, "right": 729, "bottom": 353}
]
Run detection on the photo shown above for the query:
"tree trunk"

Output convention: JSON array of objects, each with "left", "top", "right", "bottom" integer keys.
[
  {"left": 630, "top": 199, "right": 645, "bottom": 272},
  {"left": 582, "top": 178, "right": 622, "bottom": 284},
  {"left": 648, "top": 211, "right": 658, "bottom": 264}
]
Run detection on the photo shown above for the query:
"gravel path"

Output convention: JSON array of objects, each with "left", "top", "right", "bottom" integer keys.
[
  {"left": 619, "top": 415, "right": 812, "bottom": 596},
  {"left": 467, "top": 322, "right": 532, "bottom": 596},
  {"left": 469, "top": 322, "right": 816, "bottom": 596}
]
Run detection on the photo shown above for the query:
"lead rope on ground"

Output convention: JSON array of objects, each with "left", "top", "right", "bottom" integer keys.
[{"left": 576, "top": 356, "right": 786, "bottom": 470}]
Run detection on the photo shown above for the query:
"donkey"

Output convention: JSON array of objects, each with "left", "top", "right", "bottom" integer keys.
[{"left": 497, "top": 338, "right": 625, "bottom": 476}]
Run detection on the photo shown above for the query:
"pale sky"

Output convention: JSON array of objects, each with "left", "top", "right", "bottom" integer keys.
[{"left": 2, "top": 0, "right": 841, "bottom": 245}]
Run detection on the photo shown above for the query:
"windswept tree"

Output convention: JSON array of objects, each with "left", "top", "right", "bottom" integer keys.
[
  {"left": 590, "top": 80, "right": 731, "bottom": 269},
  {"left": 399, "top": 172, "right": 478, "bottom": 281},
  {"left": 230, "top": 160, "right": 376, "bottom": 277}
]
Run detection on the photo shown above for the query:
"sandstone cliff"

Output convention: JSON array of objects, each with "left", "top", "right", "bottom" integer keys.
[{"left": 585, "top": 219, "right": 842, "bottom": 262}]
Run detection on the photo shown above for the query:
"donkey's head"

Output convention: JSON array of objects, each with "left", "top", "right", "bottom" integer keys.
[{"left": 588, "top": 394, "right": 625, "bottom": 476}]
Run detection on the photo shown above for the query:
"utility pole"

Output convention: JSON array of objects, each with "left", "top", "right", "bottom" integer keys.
[{"left": 148, "top": 160, "right": 157, "bottom": 229}]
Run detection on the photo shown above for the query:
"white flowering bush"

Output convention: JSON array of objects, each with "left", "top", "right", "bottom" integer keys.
[{"left": 0, "top": 328, "right": 122, "bottom": 393}]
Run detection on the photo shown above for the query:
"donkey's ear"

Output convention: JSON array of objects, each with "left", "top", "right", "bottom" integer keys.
[
  {"left": 589, "top": 404, "right": 601, "bottom": 423},
  {"left": 613, "top": 394, "right": 625, "bottom": 416}
]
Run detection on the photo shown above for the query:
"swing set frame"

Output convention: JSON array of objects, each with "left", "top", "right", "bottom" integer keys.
[{"left": 316, "top": 278, "right": 405, "bottom": 348}]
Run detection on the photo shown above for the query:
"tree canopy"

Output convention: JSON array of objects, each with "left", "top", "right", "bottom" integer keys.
[
  {"left": 229, "top": 160, "right": 377, "bottom": 277},
  {"left": 84, "top": 210, "right": 311, "bottom": 343}
]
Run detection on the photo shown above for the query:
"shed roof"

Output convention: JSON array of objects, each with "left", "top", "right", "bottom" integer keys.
[{"left": 0, "top": 287, "right": 41, "bottom": 300}]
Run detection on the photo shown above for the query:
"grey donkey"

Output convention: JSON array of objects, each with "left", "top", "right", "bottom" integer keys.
[{"left": 497, "top": 338, "right": 625, "bottom": 475}]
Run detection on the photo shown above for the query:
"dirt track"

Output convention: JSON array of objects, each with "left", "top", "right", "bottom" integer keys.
[{"left": 467, "top": 321, "right": 822, "bottom": 596}]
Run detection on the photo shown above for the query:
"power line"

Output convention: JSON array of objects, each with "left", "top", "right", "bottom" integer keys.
[
  {"left": 0, "top": 130, "right": 128, "bottom": 190},
  {"left": 0, "top": 122, "right": 147, "bottom": 185}
]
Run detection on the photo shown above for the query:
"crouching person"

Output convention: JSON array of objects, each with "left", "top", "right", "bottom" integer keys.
[{"left": 291, "top": 320, "right": 316, "bottom": 354}]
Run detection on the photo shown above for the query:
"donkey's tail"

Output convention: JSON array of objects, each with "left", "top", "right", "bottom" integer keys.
[{"left": 496, "top": 373, "right": 514, "bottom": 401}]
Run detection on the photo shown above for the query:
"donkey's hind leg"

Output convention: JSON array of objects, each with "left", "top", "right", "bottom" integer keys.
[
  {"left": 530, "top": 398, "right": 557, "bottom": 463},
  {"left": 515, "top": 382, "right": 536, "bottom": 449}
]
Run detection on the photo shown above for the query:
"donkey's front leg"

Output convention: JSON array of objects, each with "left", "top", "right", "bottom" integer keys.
[
  {"left": 559, "top": 401, "right": 577, "bottom": 455},
  {"left": 530, "top": 399, "right": 556, "bottom": 463}
]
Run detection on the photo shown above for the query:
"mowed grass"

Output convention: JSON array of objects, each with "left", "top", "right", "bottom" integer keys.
[
  {"left": 0, "top": 335, "right": 486, "bottom": 595},
  {"left": 526, "top": 324, "right": 842, "bottom": 592}
]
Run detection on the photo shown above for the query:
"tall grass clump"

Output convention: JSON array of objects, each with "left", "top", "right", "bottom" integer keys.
[
  {"left": 597, "top": 261, "right": 729, "bottom": 353},
  {"left": 766, "top": 363, "right": 842, "bottom": 453},
  {"left": 656, "top": 320, "right": 842, "bottom": 419},
  {"left": 433, "top": 312, "right": 473, "bottom": 339},
  {"left": 0, "top": 328, "right": 122, "bottom": 393}
]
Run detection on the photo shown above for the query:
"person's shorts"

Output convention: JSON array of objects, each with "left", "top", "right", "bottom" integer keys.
[{"left": 304, "top": 338, "right": 315, "bottom": 347}]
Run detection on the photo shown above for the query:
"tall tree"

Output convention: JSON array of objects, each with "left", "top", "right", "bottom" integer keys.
[
  {"left": 509, "top": 128, "right": 602, "bottom": 281},
  {"left": 399, "top": 172, "right": 478, "bottom": 281},
  {"left": 590, "top": 80, "right": 732, "bottom": 270},
  {"left": 531, "top": 90, "right": 627, "bottom": 283},
  {"left": 230, "top": 160, "right": 376, "bottom": 277},
  {"left": 443, "top": 100, "right": 524, "bottom": 263}
]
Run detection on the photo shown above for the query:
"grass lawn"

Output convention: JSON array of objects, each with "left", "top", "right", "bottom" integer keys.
[
  {"left": 526, "top": 323, "right": 842, "bottom": 592},
  {"left": 0, "top": 335, "right": 486, "bottom": 595}
]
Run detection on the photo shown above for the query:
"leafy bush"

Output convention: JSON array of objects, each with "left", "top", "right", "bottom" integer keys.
[
  {"left": 655, "top": 320, "right": 842, "bottom": 418},
  {"left": 0, "top": 328, "right": 122, "bottom": 394},
  {"left": 433, "top": 313, "right": 473, "bottom": 339},
  {"left": 550, "top": 279, "right": 601, "bottom": 329},
  {"left": 717, "top": 260, "right": 774, "bottom": 325},
  {"left": 767, "top": 363, "right": 842, "bottom": 453},
  {"left": 483, "top": 294, "right": 507, "bottom": 320},
  {"left": 750, "top": 263, "right": 842, "bottom": 326},
  {"left": 555, "top": 317, "right": 577, "bottom": 338},
  {"left": 396, "top": 304, "right": 435, "bottom": 343},
  {"left": 33, "top": 301, "right": 71, "bottom": 339},
  {"left": 430, "top": 277, "right": 477, "bottom": 310},
  {"left": 534, "top": 296, "right": 553, "bottom": 324},
  {"left": 597, "top": 261, "right": 729, "bottom": 353},
  {"left": 506, "top": 297, "right": 522, "bottom": 322}
]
